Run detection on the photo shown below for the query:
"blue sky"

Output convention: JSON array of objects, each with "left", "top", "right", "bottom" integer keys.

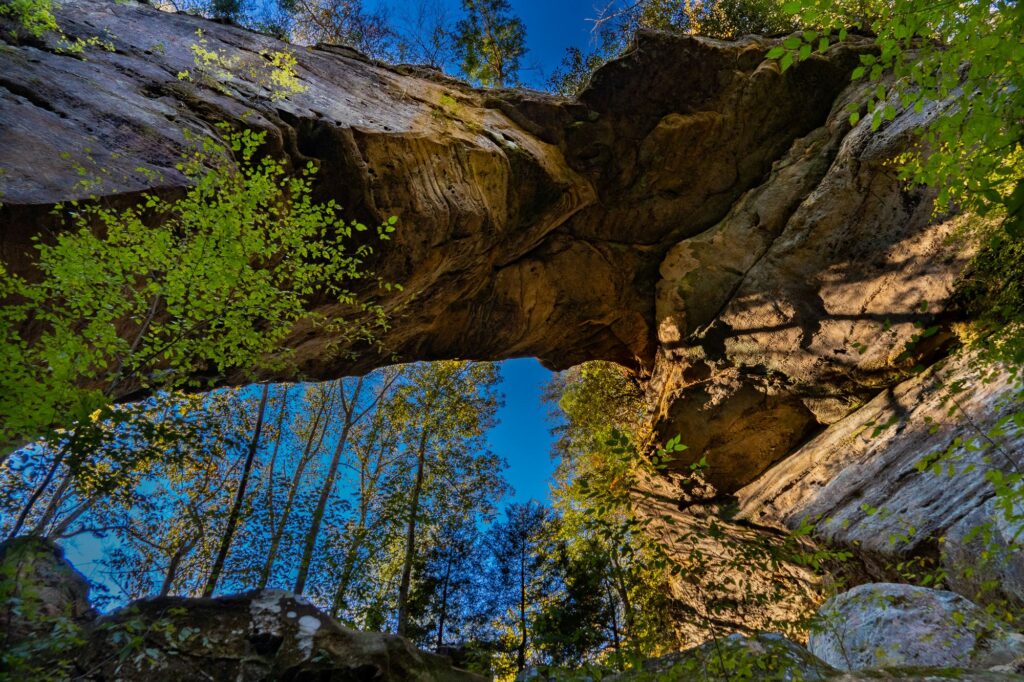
[
  {"left": 370, "top": 0, "right": 602, "bottom": 88},
  {"left": 487, "top": 358, "right": 558, "bottom": 504}
]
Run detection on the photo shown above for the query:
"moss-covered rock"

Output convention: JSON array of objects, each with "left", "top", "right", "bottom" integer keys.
[
  {"left": 608, "top": 633, "right": 836, "bottom": 681},
  {"left": 809, "top": 584, "right": 1024, "bottom": 672}
]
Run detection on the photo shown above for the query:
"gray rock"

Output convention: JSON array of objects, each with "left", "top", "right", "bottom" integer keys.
[
  {"left": 943, "top": 496, "right": 1024, "bottom": 618},
  {"left": 608, "top": 632, "right": 836, "bottom": 681},
  {"left": 808, "top": 583, "right": 1024, "bottom": 671},
  {"left": 737, "top": 353, "right": 1024, "bottom": 588},
  {"left": 0, "top": 535, "right": 95, "bottom": 648},
  {"left": 78, "top": 589, "right": 485, "bottom": 681},
  {"left": 832, "top": 672, "right": 1024, "bottom": 680}
]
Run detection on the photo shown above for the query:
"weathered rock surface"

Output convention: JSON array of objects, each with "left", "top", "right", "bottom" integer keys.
[
  {"left": 631, "top": 468, "right": 823, "bottom": 646},
  {"left": 808, "top": 583, "right": 1024, "bottom": 672},
  {"left": 0, "top": 535, "right": 95, "bottom": 647},
  {"left": 943, "top": 495, "right": 1024, "bottom": 619},
  {"left": 0, "top": 0, "right": 870, "bottom": 385},
  {"left": 736, "top": 353, "right": 1024, "bottom": 593},
  {"left": 648, "top": 76, "right": 968, "bottom": 492},
  {"left": 607, "top": 633, "right": 836, "bottom": 681},
  {"left": 0, "top": 537, "right": 480, "bottom": 681},
  {"left": 77, "top": 589, "right": 483, "bottom": 681}
]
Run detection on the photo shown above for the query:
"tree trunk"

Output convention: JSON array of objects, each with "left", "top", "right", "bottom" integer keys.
[
  {"left": 8, "top": 447, "right": 67, "bottom": 540},
  {"left": 293, "top": 377, "right": 365, "bottom": 594},
  {"left": 202, "top": 383, "right": 270, "bottom": 597},
  {"left": 605, "top": 579, "right": 622, "bottom": 668},
  {"left": 518, "top": 544, "right": 527, "bottom": 672},
  {"left": 262, "top": 386, "right": 290, "bottom": 542},
  {"left": 258, "top": 387, "right": 332, "bottom": 589},
  {"left": 396, "top": 429, "right": 429, "bottom": 637},
  {"left": 435, "top": 553, "right": 452, "bottom": 651},
  {"left": 28, "top": 470, "right": 72, "bottom": 536},
  {"left": 160, "top": 535, "right": 198, "bottom": 597}
]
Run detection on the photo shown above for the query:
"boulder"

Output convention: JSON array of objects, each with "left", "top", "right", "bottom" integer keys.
[
  {"left": 608, "top": 633, "right": 836, "bottom": 681},
  {"left": 0, "top": 535, "right": 95, "bottom": 647},
  {"left": 75, "top": 589, "right": 484, "bottom": 681},
  {"left": 808, "top": 583, "right": 1024, "bottom": 672}
]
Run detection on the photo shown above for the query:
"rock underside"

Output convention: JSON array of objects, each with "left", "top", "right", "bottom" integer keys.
[{"left": 1, "top": 0, "right": 1022, "bottom": 662}]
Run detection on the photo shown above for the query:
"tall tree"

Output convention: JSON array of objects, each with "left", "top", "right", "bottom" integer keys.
[
  {"left": 293, "top": 373, "right": 398, "bottom": 594},
  {"left": 483, "top": 501, "right": 556, "bottom": 675},
  {"left": 203, "top": 383, "right": 271, "bottom": 597},
  {"left": 257, "top": 382, "right": 335, "bottom": 589},
  {"left": 395, "top": 361, "right": 503, "bottom": 636},
  {"left": 453, "top": 0, "right": 526, "bottom": 88}
]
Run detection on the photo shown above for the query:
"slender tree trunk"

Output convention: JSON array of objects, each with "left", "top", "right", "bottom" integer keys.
[
  {"left": 28, "top": 470, "right": 72, "bottom": 536},
  {"left": 160, "top": 535, "right": 198, "bottom": 597},
  {"left": 47, "top": 492, "right": 102, "bottom": 538},
  {"left": 7, "top": 447, "right": 67, "bottom": 540},
  {"left": 258, "top": 391, "right": 331, "bottom": 589},
  {"left": 435, "top": 554, "right": 452, "bottom": 651},
  {"left": 330, "top": 526, "right": 366, "bottom": 618},
  {"left": 517, "top": 544, "right": 527, "bottom": 672},
  {"left": 331, "top": 411, "right": 391, "bottom": 618},
  {"left": 293, "top": 378, "right": 364, "bottom": 594},
  {"left": 262, "top": 387, "right": 290, "bottom": 541},
  {"left": 202, "top": 383, "right": 270, "bottom": 597},
  {"left": 396, "top": 430, "right": 429, "bottom": 637},
  {"left": 608, "top": 547, "right": 636, "bottom": 651},
  {"left": 605, "top": 579, "right": 622, "bottom": 668}
]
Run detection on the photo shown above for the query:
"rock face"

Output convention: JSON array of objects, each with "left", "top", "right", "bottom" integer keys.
[
  {"left": 608, "top": 633, "right": 836, "bottom": 681},
  {"left": 736, "top": 353, "right": 1024, "bottom": 604},
  {"left": 0, "top": 0, "right": 870, "bottom": 385},
  {"left": 0, "top": 0, "right": 971, "bottom": 479},
  {"left": 78, "top": 589, "right": 483, "bottom": 681},
  {"left": 647, "top": 77, "right": 968, "bottom": 492},
  {"left": 808, "top": 583, "right": 1024, "bottom": 672},
  {"left": 0, "top": 538, "right": 481, "bottom": 681},
  {"left": 0, "top": 535, "right": 95, "bottom": 647},
  {"left": 943, "top": 496, "right": 1024, "bottom": 618}
]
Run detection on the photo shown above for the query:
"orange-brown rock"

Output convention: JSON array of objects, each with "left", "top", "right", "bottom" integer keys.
[{"left": 1, "top": 0, "right": 868, "bottom": 387}]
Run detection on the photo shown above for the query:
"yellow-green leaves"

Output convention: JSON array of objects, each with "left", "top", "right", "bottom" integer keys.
[
  {"left": 0, "top": 128, "right": 394, "bottom": 455},
  {"left": 766, "top": 0, "right": 1023, "bottom": 239},
  {"left": 178, "top": 29, "right": 307, "bottom": 102}
]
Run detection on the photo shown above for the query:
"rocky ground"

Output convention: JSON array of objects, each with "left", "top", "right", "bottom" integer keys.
[{"left": 3, "top": 537, "right": 1023, "bottom": 680}]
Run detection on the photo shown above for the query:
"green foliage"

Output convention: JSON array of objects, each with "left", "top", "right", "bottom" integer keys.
[
  {"left": 0, "top": 127, "right": 394, "bottom": 457},
  {"left": 768, "top": 0, "right": 1023, "bottom": 239},
  {"left": 0, "top": 0, "right": 58, "bottom": 38},
  {"left": 0, "top": 539, "right": 86, "bottom": 680},
  {"left": 957, "top": 222, "right": 1024, "bottom": 369},
  {"left": 453, "top": 0, "right": 526, "bottom": 88},
  {"left": 546, "top": 363, "right": 683, "bottom": 662},
  {"left": 176, "top": 29, "right": 307, "bottom": 102},
  {"left": 0, "top": 0, "right": 113, "bottom": 53}
]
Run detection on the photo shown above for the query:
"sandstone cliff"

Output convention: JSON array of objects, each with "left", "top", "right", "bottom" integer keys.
[{"left": 2, "top": 0, "right": 1018, "bottom": 648}]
